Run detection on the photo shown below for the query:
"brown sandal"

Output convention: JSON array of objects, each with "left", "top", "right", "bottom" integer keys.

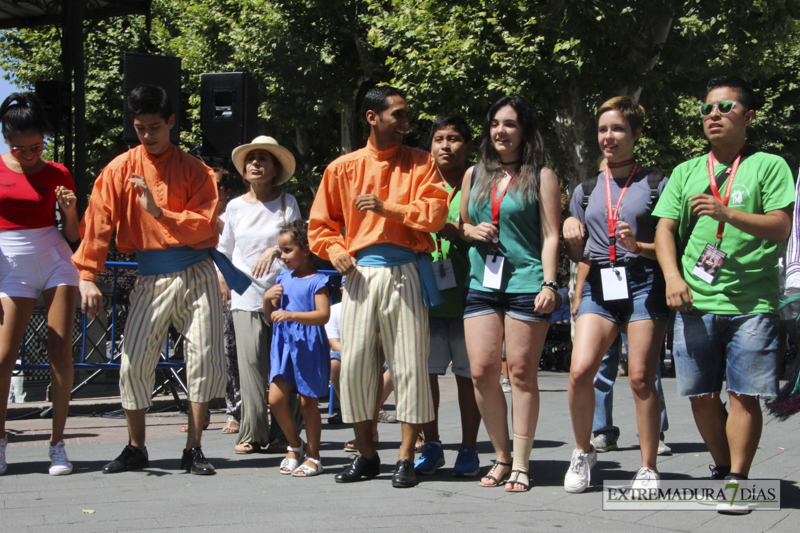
[
  {"left": 504, "top": 469, "right": 530, "bottom": 492},
  {"left": 479, "top": 460, "right": 512, "bottom": 487},
  {"left": 234, "top": 442, "right": 260, "bottom": 454}
]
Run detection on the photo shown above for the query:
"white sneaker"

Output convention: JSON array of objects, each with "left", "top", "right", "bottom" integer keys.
[
  {"left": 564, "top": 446, "right": 597, "bottom": 493},
  {"left": 501, "top": 378, "right": 511, "bottom": 393},
  {"left": 631, "top": 467, "right": 660, "bottom": 490},
  {"left": 717, "top": 475, "right": 752, "bottom": 514},
  {"left": 657, "top": 440, "right": 672, "bottom": 456},
  {"left": 0, "top": 436, "right": 7, "bottom": 475},
  {"left": 48, "top": 440, "right": 73, "bottom": 476}
]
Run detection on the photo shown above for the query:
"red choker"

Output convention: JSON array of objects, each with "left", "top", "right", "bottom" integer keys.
[{"left": 607, "top": 157, "right": 635, "bottom": 169}]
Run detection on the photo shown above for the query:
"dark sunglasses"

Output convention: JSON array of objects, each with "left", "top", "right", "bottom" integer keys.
[
  {"left": 700, "top": 101, "right": 737, "bottom": 117},
  {"left": 10, "top": 143, "right": 44, "bottom": 156}
]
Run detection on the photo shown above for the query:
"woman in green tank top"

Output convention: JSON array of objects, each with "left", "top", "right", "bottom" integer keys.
[{"left": 459, "top": 95, "right": 561, "bottom": 492}]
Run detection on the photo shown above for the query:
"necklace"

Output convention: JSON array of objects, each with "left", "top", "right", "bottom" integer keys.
[
  {"left": 500, "top": 159, "right": 521, "bottom": 166},
  {"left": 607, "top": 157, "right": 635, "bottom": 169}
]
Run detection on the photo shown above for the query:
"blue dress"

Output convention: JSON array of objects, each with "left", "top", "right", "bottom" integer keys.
[{"left": 269, "top": 270, "right": 331, "bottom": 397}]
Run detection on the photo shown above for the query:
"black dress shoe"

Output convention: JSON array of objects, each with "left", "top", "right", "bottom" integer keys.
[
  {"left": 335, "top": 453, "right": 381, "bottom": 483},
  {"left": 392, "top": 459, "right": 417, "bottom": 488},
  {"left": 182, "top": 446, "right": 216, "bottom": 475},
  {"left": 102, "top": 444, "right": 149, "bottom": 474}
]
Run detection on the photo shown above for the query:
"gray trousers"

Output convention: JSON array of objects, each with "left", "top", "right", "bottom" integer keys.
[{"left": 232, "top": 311, "right": 301, "bottom": 447}]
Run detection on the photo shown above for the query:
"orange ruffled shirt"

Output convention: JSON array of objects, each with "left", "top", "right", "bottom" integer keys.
[
  {"left": 309, "top": 140, "right": 448, "bottom": 264},
  {"left": 72, "top": 144, "right": 218, "bottom": 282}
]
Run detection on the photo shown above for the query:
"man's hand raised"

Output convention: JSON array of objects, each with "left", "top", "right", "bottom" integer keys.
[{"left": 355, "top": 194, "right": 383, "bottom": 215}]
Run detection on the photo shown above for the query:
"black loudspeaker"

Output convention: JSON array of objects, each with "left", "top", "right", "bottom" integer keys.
[
  {"left": 122, "top": 53, "right": 181, "bottom": 145},
  {"left": 200, "top": 72, "right": 259, "bottom": 158},
  {"left": 34, "top": 80, "right": 70, "bottom": 135}
]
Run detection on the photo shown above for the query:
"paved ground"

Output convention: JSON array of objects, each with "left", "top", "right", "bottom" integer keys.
[{"left": 2, "top": 371, "right": 799, "bottom": 532}]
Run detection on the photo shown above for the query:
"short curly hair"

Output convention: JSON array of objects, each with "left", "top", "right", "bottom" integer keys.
[{"left": 279, "top": 219, "right": 309, "bottom": 248}]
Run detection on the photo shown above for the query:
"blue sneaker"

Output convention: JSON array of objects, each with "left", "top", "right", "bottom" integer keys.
[
  {"left": 414, "top": 442, "right": 445, "bottom": 475},
  {"left": 452, "top": 446, "right": 480, "bottom": 477}
]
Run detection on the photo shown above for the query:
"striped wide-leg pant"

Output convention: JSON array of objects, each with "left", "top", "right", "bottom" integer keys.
[
  {"left": 339, "top": 263, "right": 434, "bottom": 424},
  {"left": 119, "top": 258, "right": 226, "bottom": 410}
]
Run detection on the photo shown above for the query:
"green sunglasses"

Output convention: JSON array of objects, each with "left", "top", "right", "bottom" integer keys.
[{"left": 700, "top": 101, "right": 737, "bottom": 117}]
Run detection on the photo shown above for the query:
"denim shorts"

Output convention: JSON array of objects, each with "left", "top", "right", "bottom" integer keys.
[
  {"left": 672, "top": 311, "right": 779, "bottom": 398},
  {"left": 576, "top": 260, "right": 669, "bottom": 325},
  {"left": 463, "top": 288, "right": 551, "bottom": 322}
]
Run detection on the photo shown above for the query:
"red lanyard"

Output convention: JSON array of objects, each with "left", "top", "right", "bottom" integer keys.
[
  {"left": 436, "top": 179, "right": 463, "bottom": 262},
  {"left": 490, "top": 176, "right": 513, "bottom": 251},
  {"left": 605, "top": 163, "right": 639, "bottom": 262},
  {"left": 706, "top": 144, "right": 747, "bottom": 244},
  {"left": 447, "top": 178, "right": 463, "bottom": 206}
]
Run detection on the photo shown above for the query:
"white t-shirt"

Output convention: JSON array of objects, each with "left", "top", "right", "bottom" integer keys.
[
  {"left": 325, "top": 302, "right": 341, "bottom": 340},
  {"left": 217, "top": 193, "right": 301, "bottom": 311}
]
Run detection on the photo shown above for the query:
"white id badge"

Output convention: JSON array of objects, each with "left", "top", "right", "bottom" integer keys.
[
  {"left": 692, "top": 243, "right": 727, "bottom": 285},
  {"left": 433, "top": 258, "right": 457, "bottom": 291},
  {"left": 483, "top": 255, "right": 504, "bottom": 290},
  {"left": 600, "top": 267, "right": 629, "bottom": 301}
]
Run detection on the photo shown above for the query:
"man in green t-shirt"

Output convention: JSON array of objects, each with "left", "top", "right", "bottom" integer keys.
[
  {"left": 414, "top": 116, "right": 482, "bottom": 477},
  {"left": 654, "top": 76, "right": 794, "bottom": 508}
]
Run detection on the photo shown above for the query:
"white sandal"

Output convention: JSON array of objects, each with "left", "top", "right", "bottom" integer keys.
[
  {"left": 291, "top": 457, "right": 323, "bottom": 477},
  {"left": 279, "top": 441, "right": 305, "bottom": 475}
]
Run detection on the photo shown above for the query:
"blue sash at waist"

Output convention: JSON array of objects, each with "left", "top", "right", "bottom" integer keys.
[
  {"left": 135, "top": 246, "right": 251, "bottom": 295},
  {"left": 355, "top": 244, "right": 444, "bottom": 307}
]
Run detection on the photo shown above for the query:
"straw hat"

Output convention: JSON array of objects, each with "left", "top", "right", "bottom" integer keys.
[{"left": 231, "top": 136, "right": 296, "bottom": 186}]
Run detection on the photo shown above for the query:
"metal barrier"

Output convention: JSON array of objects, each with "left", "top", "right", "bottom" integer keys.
[
  {"left": 12, "top": 262, "right": 341, "bottom": 406},
  {"left": 13, "top": 261, "right": 189, "bottom": 406}
]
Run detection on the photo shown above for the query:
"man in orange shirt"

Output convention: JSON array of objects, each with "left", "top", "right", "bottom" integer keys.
[
  {"left": 73, "top": 85, "right": 247, "bottom": 476},
  {"left": 309, "top": 86, "right": 448, "bottom": 488}
]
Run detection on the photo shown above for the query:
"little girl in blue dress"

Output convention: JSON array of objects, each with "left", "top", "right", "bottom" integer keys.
[{"left": 263, "top": 220, "right": 330, "bottom": 477}]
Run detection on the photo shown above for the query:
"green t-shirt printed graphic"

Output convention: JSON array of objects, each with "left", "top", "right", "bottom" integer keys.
[{"left": 652, "top": 151, "right": 795, "bottom": 314}]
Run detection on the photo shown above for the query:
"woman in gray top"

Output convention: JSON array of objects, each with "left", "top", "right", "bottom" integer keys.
[{"left": 562, "top": 96, "right": 669, "bottom": 493}]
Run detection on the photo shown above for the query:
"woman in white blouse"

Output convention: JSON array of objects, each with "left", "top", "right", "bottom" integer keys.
[{"left": 218, "top": 136, "right": 301, "bottom": 454}]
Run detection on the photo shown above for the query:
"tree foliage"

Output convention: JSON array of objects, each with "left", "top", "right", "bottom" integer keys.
[
  {"left": 367, "top": 0, "right": 800, "bottom": 189},
  {"left": 1, "top": 0, "right": 798, "bottom": 211}
]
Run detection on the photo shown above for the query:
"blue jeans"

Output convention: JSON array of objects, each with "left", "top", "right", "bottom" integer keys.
[{"left": 592, "top": 334, "right": 669, "bottom": 440}]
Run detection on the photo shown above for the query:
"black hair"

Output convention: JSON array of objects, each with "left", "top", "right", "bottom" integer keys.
[
  {"left": 127, "top": 84, "right": 173, "bottom": 121},
  {"left": 360, "top": 86, "right": 406, "bottom": 124},
  {"left": 474, "top": 95, "right": 546, "bottom": 205},
  {"left": 706, "top": 76, "right": 758, "bottom": 111},
  {"left": 279, "top": 219, "right": 309, "bottom": 249},
  {"left": 0, "top": 92, "right": 51, "bottom": 139},
  {"left": 430, "top": 115, "right": 473, "bottom": 143},
  {"left": 212, "top": 167, "right": 236, "bottom": 191},
  {"left": 401, "top": 129, "right": 422, "bottom": 149}
]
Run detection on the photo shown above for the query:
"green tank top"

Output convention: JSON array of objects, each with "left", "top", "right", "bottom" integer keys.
[{"left": 467, "top": 164, "right": 543, "bottom": 293}]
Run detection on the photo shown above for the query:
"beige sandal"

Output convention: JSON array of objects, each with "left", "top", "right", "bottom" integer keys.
[{"left": 221, "top": 420, "right": 239, "bottom": 434}]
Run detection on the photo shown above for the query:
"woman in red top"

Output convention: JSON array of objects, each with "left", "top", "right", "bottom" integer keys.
[{"left": 0, "top": 92, "right": 80, "bottom": 476}]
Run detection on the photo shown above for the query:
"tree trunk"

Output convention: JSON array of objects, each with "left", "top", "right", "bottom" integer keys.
[
  {"left": 340, "top": 104, "right": 358, "bottom": 155},
  {"left": 622, "top": 16, "right": 674, "bottom": 101},
  {"left": 554, "top": 81, "right": 595, "bottom": 193}
]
